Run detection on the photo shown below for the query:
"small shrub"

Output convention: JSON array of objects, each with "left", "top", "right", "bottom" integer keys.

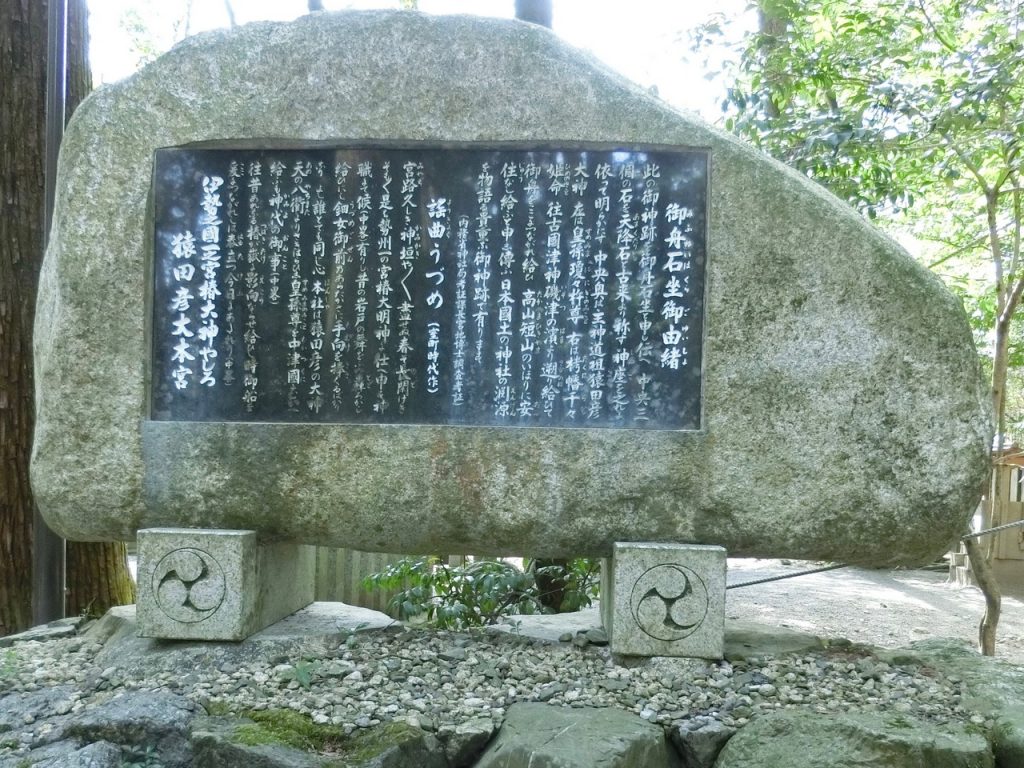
[
  {"left": 528, "top": 557, "right": 601, "bottom": 613},
  {"left": 364, "top": 556, "right": 600, "bottom": 630}
]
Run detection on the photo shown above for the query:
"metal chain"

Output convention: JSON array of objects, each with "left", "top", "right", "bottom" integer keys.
[
  {"left": 726, "top": 562, "right": 849, "bottom": 590},
  {"left": 718, "top": 520, "right": 1024, "bottom": 591},
  {"left": 961, "top": 518, "right": 1024, "bottom": 540},
  {"left": 723, "top": 520, "right": 1024, "bottom": 591}
]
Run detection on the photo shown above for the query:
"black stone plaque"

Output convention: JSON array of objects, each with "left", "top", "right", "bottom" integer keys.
[{"left": 151, "top": 143, "right": 707, "bottom": 429}]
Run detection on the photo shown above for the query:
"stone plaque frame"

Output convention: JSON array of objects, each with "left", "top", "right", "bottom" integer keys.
[{"left": 149, "top": 141, "right": 709, "bottom": 432}]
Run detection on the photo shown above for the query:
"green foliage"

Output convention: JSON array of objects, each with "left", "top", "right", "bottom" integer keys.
[
  {"left": 363, "top": 556, "right": 600, "bottom": 629},
  {"left": 292, "top": 660, "right": 315, "bottom": 690},
  {"left": 706, "top": 0, "right": 1022, "bottom": 213},
  {"left": 0, "top": 649, "right": 17, "bottom": 687},
  {"left": 697, "top": 0, "right": 1024, "bottom": 433},
  {"left": 528, "top": 558, "right": 602, "bottom": 613}
]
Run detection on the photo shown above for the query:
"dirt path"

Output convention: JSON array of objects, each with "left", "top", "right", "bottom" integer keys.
[{"left": 726, "top": 559, "right": 1024, "bottom": 663}]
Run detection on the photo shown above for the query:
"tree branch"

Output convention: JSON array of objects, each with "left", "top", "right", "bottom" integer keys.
[
  {"left": 964, "top": 528, "right": 1001, "bottom": 656},
  {"left": 986, "top": 187, "right": 1012, "bottom": 314},
  {"left": 1000, "top": 275, "right": 1024, "bottom": 328},
  {"left": 947, "top": 139, "right": 991, "bottom": 194},
  {"left": 1010, "top": 172, "right": 1022, "bottom": 290},
  {"left": 916, "top": 0, "right": 959, "bottom": 53}
]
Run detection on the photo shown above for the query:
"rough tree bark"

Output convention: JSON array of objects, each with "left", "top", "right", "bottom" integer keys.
[
  {"left": 964, "top": 529, "right": 1001, "bottom": 656},
  {"left": 0, "top": 0, "right": 134, "bottom": 636},
  {"left": 0, "top": 0, "right": 44, "bottom": 637}
]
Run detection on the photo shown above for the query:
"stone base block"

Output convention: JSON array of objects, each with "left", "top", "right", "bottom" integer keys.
[
  {"left": 137, "top": 528, "right": 315, "bottom": 641},
  {"left": 604, "top": 542, "right": 726, "bottom": 659}
]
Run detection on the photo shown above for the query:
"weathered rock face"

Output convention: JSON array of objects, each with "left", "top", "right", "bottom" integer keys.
[
  {"left": 33, "top": 10, "right": 990, "bottom": 564},
  {"left": 713, "top": 710, "right": 993, "bottom": 768},
  {"left": 474, "top": 702, "right": 678, "bottom": 768}
]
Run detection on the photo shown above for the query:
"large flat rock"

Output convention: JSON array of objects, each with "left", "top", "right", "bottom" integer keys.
[
  {"left": 474, "top": 702, "right": 677, "bottom": 767},
  {"left": 32, "top": 10, "right": 990, "bottom": 564},
  {"left": 713, "top": 710, "right": 992, "bottom": 768}
]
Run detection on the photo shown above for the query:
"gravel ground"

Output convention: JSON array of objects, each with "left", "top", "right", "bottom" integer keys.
[
  {"left": 0, "top": 619, "right": 979, "bottom": 745},
  {"left": 725, "top": 559, "right": 1024, "bottom": 663},
  {"left": 2, "top": 560, "right": 1018, "bottom": 763}
]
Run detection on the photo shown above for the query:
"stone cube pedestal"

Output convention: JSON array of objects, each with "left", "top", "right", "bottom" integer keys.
[
  {"left": 137, "top": 528, "right": 315, "bottom": 641},
  {"left": 603, "top": 543, "right": 726, "bottom": 659}
]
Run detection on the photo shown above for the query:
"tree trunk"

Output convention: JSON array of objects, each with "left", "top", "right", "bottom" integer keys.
[
  {"left": 0, "top": 0, "right": 133, "bottom": 637},
  {"left": 514, "top": 0, "right": 552, "bottom": 28},
  {"left": 756, "top": 0, "right": 789, "bottom": 119},
  {"left": 66, "top": 540, "right": 135, "bottom": 617},
  {"left": 964, "top": 529, "right": 1001, "bottom": 655},
  {"left": 0, "top": 0, "right": 48, "bottom": 638},
  {"left": 986, "top": 315, "right": 1012, "bottom": 560}
]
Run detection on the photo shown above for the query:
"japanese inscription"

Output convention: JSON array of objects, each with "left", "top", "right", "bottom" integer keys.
[{"left": 152, "top": 144, "right": 708, "bottom": 429}]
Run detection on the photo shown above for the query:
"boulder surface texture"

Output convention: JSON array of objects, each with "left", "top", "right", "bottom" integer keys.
[
  {"left": 713, "top": 710, "right": 993, "bottom": 768},
  {"left": 33, "top": 10, "right": 990, "bottom": 564},
  {"left": 473, "top": 702, "right": 678, "bottom": 767}
]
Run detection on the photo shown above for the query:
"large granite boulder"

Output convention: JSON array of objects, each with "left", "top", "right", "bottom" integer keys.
[
  {"left": 878, "top": 639, "right": 1024, "bottom": 766},
  {"left": 474, "top": 703, "right": 678, "bottom": 767},
  {"left": 714, "top": 711, "right": 993, "bottom": 768},
  {"left": 32, "top": 10, "right": 990, "bottom": 564}
]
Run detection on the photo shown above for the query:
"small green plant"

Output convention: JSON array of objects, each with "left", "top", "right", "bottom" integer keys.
[
  {"left": 293, "top": 660, "right": 315, "bottom": 690},
  {"left": 364, "top": 556, "right": 600, "bottom": 629},
  {"left": 0, "top": 649, "right": 18, "bottom": 681},
  {"left": 277, "top": 659, "right": 317, "bottom": 690},
  {"left": 337, "top": 621, "right": 370, "bottom": 648}
]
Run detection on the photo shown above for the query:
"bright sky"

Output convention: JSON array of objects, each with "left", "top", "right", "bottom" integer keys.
[{"left": 86, "top": 0, "right": 755, "bottom": 123}]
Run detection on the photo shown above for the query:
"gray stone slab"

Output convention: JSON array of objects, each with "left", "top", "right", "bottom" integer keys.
[
  {"left": 191, "top": 717, "right": 448, "bottom": 768},
  {"left": 607, "top": 543, "right": 726, "bottom": 659},
  {"left": 670, "top": 720, "right": 736, "bottom": 768},
  {"left": 137, "top": 528, "right": 314, "bottom": 640},
  {"left": 439, "top": 716, "right": 495, "bottom": 768},
  {"left": 713, "top": 711, "right": 992, "bottom": 768},
  {"left": 253, "top": 601, "right": 394, "bottom": 640},
  {"left": 474, "top": 702, "right": 678, "bottom": 768},
  {"left": 65, "top": 691, "right": 197, "bottom": 768},
  {"left": 722, "top": 620, "right": 827, "bottom": 661},
  {"left": 31, "top": 740, "right": 123, "bottom": 768},
  {"left": 0, "top": 616, "right": 85, "bottom": 648},
  {"left": 488, "top": 605, "right": 603, "bottom": 643},
  {"left": 33, "top": 10, "right": 990, "bottom": 566}
]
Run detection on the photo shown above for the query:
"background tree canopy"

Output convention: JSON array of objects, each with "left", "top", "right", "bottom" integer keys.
[{"left": 700, "top": 0, "right": 1023, "bottom": 440}]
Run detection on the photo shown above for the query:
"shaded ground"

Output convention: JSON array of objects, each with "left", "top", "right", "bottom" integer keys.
[
  {"left": 126, "top": 553, "right": 1024, "bottom": 662},
  {"left": 725, "top": 558, "right": 1024, "bottom": 663}
]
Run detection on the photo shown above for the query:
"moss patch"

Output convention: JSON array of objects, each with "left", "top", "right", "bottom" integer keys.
[
  {"left": 340, "top": 722, "right": 428, "bottom": 761},
  {"left": 227, "top": 708, "right": 428, "bottom": 763},
  {"left": 232, "top": 708, "right": 345, "bottom": 752},
  {"left": 202, "top": 699, "right": 236, "bottom": 717}
]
